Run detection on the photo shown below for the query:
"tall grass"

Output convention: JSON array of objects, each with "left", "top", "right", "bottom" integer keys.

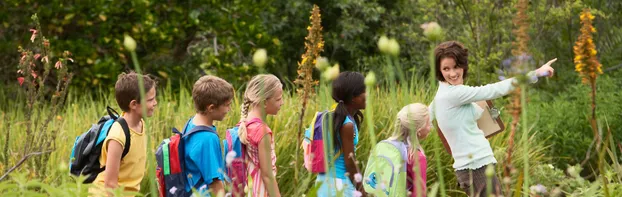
[{"left": 0, "top": 76, "right": 554, "bottom": 196}]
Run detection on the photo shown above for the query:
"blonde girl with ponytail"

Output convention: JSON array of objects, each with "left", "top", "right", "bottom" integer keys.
[
  {"left": 237, "top": 74, "right": 283, "bottom": 197},
  {"left": 388, "top": 103, "right": 431, "bottom": 197}
]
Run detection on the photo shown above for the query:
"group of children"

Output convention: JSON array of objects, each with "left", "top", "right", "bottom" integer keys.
[{"left": 90, "top": 71, "right": 432, "bottom": 197}]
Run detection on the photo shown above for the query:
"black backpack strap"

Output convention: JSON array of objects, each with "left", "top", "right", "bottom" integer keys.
[
  {"left": 116, "top": 117, "right": 132, "bottom": 159},
  {"left": 106, "top": 106, "right": 120, "bottom": 120}
]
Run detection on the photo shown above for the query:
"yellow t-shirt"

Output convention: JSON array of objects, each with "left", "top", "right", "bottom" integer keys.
[{"left": 90, "top": 120, "right": 146, "bottom": 196}]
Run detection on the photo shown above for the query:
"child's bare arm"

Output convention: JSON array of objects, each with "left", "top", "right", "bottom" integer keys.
[
  {"left": 258, "top": 134, "right": 281, "bottom": 197},
  {"left": 340, "top": 123, "right": 366, "bottom": 197},
  {"left": 104, "top": 140, "right": 123, "bottom": 194}
]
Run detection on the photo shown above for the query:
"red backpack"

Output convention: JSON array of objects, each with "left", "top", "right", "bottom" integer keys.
[{"left": 155, "top": 121, "right": 216, "bottom": 197}]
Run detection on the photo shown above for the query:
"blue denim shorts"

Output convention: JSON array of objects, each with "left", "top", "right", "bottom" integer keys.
[{"left": 315, "top": 174, "right": 356, "bottom": 197}]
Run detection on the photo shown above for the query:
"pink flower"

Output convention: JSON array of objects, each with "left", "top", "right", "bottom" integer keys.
[
  {"left": 29, "top": 29, "right": 37, "bottom": 42},
  {"left": 20, "top": 53, "right": 27, "bottom": 63},
  {"left": 67, "top": 58, "right": 74, "bottom": 62},
  {"left": 354, "top": 173, "right": 362, "bottom": 183},
  {"left": 31, "top": 71, "right": 38, "bottom": 78},
  {"left": 17, "top": 77, "right": 25, "bottom": 86},
  {"left": 41, "top": 56, "right": 49, "bottom": 63},
  {"left": 34, "top": 54, "right": 41, "bottom": 60},
  {"left": 55, "top": 61, "right": 63, "bottom": 69},
  {"left": 354, "top": 191, "right": 362, "bottom": 197},
  {"left": 43, "top": 39, "right": 50, "bottom": 47},
  {"left": 17, "top": 69, "right": 23, "bottom": 74}
]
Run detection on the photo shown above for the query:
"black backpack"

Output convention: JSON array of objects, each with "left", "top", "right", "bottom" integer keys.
[{"left": 69, "top": 106, "right": 131, "bottom": 183}]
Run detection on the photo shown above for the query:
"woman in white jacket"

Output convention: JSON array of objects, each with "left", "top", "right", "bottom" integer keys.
[{"left": 430, "top": 41, "right": 556, "bottom": 197}]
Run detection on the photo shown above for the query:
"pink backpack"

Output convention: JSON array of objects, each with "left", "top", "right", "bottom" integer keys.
[
  {"left": 302, "top": 111, "right": 340, "bottom": 173},
  {"left": 223, "top": 119, "right": 261, "bottom": 197}
]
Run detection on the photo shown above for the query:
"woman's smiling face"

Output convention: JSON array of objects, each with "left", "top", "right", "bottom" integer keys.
[{"left": 440, "top": 57, "right": 464, "bottom": 85}]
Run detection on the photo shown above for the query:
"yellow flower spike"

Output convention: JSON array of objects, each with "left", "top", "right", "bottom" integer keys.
[
  {"left": 590, "top": 49, "right": 597, "bottom": 56},
  {"left": 573, "top": 8, "right": 601, "bottom": 84}
]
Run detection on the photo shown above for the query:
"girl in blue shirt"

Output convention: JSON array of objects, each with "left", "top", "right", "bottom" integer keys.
[{"left": 316, "top": 71, "right": 367, "bottom": 197}]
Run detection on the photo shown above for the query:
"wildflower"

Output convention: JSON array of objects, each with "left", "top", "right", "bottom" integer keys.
[
  {"left": 68, "top": 58, "right": 74, "bottom": 62},
  {"left": 354, "top": 173, "right": 362, "bottom": 183},
  {"left": 365, "top": 71, "right": 376, "bottom": 86},
  {"left": 252, "top": 48, "right": 267, "bottom": 67},
  {"left": 43, "top": 39, "right": 50, "bottom": 47},
  {"left": 573, "top": 9, "right": 602, "bottom": 84},
  {"left": 315, "top": 56, "right": 329, "bottom": 71},
  {"left": 387, "top": 38, "right": 400, "bottom": 56},
  {"left": 529, "top": 184, "right": 547, "bottom": 194},
  {"left": 41, "top": 56, "right": 49, "bottom": 64},
  {"left": 567, "top": 166, "right": 580, "bottom": 178},
  {"left": 55, "top": 61, "right": 63, "bottom": 69},
  {"left": 353, "top": 190, "right": 362, "bottom": 197},
  {"left": 34, "top": 54, "right": 41, "bottom": 60},
  {"left": 322, "top": 64, "right": 339, "bottom": 81},
  {"left": 226, "top": 151, "right": 237, "bottom": 166},
  {"left": 17, "top": 77, "right": 25, "bottom": 86},
  {"left": 123, "top": 35, "right": 137, "bottom": 52},
  {"left": 377, "top": 36, "right": 390, "bottom": 54},
  {"left": 502, "top": 177, "right": 512, "bottom": 184},
  {"left": 20, "top": 52, "right": 27, "bottom": 63},
  {"left": 29, "top": 29, "right": 37, "bottom": 42},
  {"left": 550, "top": 187, "right": 562, "bottom": 197},
  {"left": 420, "top": 22, "right": 443, "bottom": 41}
]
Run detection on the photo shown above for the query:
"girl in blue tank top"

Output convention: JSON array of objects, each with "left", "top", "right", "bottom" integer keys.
[{"left": 316, "top": 71, "right": 367, "bottom": 197}]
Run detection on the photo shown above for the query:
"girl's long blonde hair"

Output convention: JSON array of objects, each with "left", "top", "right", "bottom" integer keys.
[
  {"left": 388, "top": 103, "right": 429, "bottom": 158},
  {"left": 238, "top": 74, "right": 282, "bottom": 144}
]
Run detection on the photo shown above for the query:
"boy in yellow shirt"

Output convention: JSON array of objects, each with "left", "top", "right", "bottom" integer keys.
[{"left": 91, "top": 72, "right": 157, "bottom": 196}]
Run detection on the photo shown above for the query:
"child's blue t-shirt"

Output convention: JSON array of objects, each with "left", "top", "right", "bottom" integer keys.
[
  {"left": 183, "top": 117, "right": 225, "bottom": 193},
  {"left": 332, "top": 116, "right": 359, "bottom": 179}
]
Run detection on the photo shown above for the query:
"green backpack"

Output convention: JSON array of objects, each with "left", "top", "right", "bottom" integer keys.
[{"left": 363, "top": 140, "right": 408, "bottom": 197}]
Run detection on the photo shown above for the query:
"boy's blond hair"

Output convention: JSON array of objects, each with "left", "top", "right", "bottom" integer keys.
[
  {"left": 192, "top": 75, "right": 234, "bottom": 115},
  {"left": 115, "top": 72, "right": 156, "bottom": 112}
]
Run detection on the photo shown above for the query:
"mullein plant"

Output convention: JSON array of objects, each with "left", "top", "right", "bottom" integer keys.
[
  {"left": 315, "top": 58, "right": 342, "bottom": 196},
  {"left": 377, "top": 35, "right": 401, "bottom": 112},
  {"left": 420, "top": 21, "right": 446, "bottom": 197},
  {"left": 294, "top": 4, "right": 324, "bottom": 185},
  {"left": 122, "top": 35, "right": 162, "bottom": 197},
  {"left": 2, "top": 13, "right": 73, "bottom": 181},
  {"left": 573, "top": 9, "right": 610, "bottom": 197},
  {"left": 573, "top": 8, "right": 603, "bottom": 161},
  {"left": 504, "top": 0, "right": 530, "bottom": 193}
]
